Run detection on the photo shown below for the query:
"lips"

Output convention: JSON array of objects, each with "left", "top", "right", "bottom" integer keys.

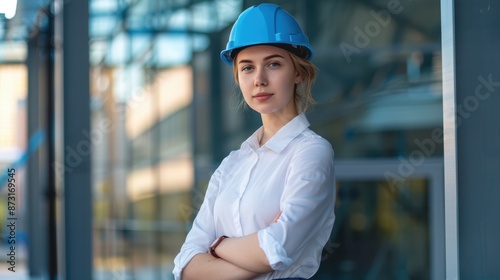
[{"left": 253, "top": 92, "right": 273, "bottom": 102}]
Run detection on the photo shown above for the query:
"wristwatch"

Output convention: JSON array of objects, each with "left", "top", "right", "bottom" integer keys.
[{"left": 209, "top": 235, "right": 228, "bottom": 258}]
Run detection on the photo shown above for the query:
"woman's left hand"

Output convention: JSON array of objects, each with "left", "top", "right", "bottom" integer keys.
[{"left": 272, "top": 211, "right": 282, "bottom": 223}]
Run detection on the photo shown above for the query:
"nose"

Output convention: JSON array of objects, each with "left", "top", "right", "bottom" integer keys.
[{"left": 254, "top": 68, "right": 268, "bottom": 86}]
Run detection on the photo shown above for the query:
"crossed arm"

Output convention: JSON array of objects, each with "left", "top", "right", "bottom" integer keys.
[
  {"left": 181, "top": 212, "right": 281, "bottom": 280},
  {"left": 181, "top": 252, "right": 260, "bottom": 280}
]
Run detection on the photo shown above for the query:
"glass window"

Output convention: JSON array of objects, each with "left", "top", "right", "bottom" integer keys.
[
  {"left": 314, "top": 178, "right": 430, "bottom": 279},
  {"left": 90, "top": 0, "right": 241, "bottom": 278}
]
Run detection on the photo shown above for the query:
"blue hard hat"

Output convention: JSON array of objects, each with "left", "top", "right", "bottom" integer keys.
[{"left": 220, "top": 3, "right": 314, "bottom": 65}]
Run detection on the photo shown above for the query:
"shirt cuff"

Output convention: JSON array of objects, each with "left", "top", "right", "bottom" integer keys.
[
  {"left": 172, "top": 248, "right": 206, "bottom": 280},
  {"left": 258, "top": 229, "right": 293, "bottom": 271}
]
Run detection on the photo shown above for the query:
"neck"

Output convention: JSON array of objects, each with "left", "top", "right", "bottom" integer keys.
[{"left": 259, "top": 112, "right": 298, "bottom": 146}]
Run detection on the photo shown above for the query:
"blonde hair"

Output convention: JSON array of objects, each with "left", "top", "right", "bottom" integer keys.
[
  {"left": 289, "top": 52, "right": 317, "bottom": 113},
  {"left": 233, "top": 49, "right": 317, "bottom": 113}
]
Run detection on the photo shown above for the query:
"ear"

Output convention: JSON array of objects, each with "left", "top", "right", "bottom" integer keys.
[{"left": 295, "top": 71, "right": 302, "bottom": 84}]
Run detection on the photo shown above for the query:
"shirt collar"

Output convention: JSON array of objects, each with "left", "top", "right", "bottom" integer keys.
[{"left": 242, "top": 113, "right": 310, "bottom": 153}]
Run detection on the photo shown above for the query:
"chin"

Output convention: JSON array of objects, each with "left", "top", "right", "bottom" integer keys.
[{"left": 250, "top": 106, "right": 278, "bottom": 115}]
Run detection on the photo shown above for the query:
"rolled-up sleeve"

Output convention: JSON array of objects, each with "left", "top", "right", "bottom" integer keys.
[
  {"left": 172, "top": 158, "right": 227, "bottom": 280},
  {"left": 258, "top": 138, "right": 335, "bottom": 271}
]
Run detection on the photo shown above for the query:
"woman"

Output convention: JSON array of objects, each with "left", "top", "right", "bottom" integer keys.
[{"left": 173, "top": 3, "right": 335, "bottom": 280}]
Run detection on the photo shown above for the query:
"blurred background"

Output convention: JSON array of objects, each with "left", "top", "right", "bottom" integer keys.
[{"left": 1, "top": 0, "right": 446, "bottom": 279}]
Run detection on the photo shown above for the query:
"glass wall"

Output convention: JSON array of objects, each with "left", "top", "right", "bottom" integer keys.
[
  {"left": 89, "top": 0, "right": 242, "bottom": 278},
  {"left": 318, "top": 178, "right": 430, "bottom": 279},
  {"left": 90, "top": 0, "right": 443, "bottom": 279}
]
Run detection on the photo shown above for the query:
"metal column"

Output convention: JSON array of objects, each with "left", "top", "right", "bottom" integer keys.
[
  {"left": 443, "top": 0, "right": 500, "bottom": 278},
  {"left": 57, "top": 0, "right": 92, "bottom": 279},
  {"left": 26, "top": 30, "right": 48, "bottom": 280}
]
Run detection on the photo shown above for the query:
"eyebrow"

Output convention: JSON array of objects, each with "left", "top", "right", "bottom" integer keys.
[{"left": 238, "top": 54, "right": 285, "bottom": 64}]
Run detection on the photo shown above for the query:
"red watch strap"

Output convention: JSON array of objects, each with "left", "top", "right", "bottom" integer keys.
[{"left": 209, "top": 235, "right": 228, "bottom": 258}]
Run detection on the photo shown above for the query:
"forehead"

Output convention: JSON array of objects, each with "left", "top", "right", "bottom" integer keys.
[{"left": 236, "top": 45, "right": 290, "bottom": 62}]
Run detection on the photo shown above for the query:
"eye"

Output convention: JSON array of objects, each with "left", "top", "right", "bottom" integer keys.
[
  {"left": 268, "top": 61, "right": 281, "bottom": 68},
  {"left": 241, "top": 65, "right": 254, "bottom": 72}
]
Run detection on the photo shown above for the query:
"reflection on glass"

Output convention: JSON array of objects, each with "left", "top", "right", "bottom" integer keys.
[{"left": 314, "top": 179, "right": 429, "bottom": 280}]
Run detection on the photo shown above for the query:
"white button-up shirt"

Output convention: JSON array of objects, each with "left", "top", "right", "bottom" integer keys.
[{"left": 173, "top": 113, "right": 336, "bottom": 279}]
